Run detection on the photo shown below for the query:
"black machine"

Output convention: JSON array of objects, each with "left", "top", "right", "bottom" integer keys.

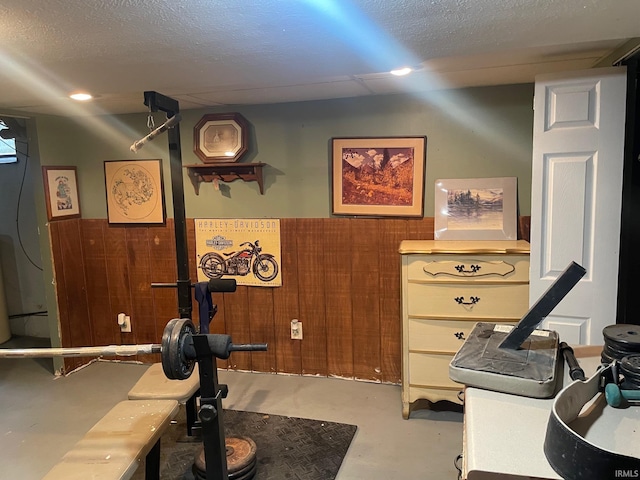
[
  {"left": 189, "top": 279, "right": 263, "bottom": 480},
  {"left": 141, "top": 91, "right": 265, "bottom": 480},
  {"left": 152, "top": 278, "right": 265, "bottom": 480}
]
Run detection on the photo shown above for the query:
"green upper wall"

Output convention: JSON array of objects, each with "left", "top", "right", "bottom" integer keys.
[{"left": 34, "top": 83, "right": 534, "bottom": 220}]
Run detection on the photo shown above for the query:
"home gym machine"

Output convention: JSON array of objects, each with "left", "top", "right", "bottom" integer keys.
[
  {"left": 152, "top": 277, "right": 263, "bottom": 479},
  {"left": 1, "top": 91, "right": 266, "bottom": 480},
  {"left": 137, "top": 91, "right": 266, "bottom": 479},
  {"left": 139, "top": 91, "right": 268, "bottom": 479},
  {"left": 0, "top": 317, "right": 267, "bottom": 480}
]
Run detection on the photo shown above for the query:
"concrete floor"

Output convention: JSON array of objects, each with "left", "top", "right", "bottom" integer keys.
[{"left": 0, "top": 336, "right": 463, "bottom": 480}]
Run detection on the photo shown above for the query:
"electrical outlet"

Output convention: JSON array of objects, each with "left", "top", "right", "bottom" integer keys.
[
  {"left": 291, "top": 319, "right": 303, "bottom": 340},
  {"left": 118, "top": 313, "right": 132, "bottom": 333}
]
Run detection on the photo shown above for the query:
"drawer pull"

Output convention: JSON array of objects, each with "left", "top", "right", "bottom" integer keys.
[
  {"left": 454, "top": 331, "right": 466, "bottom": 340},
  {"left": 454, "top": 264, "right": 481, "bottom": 274},
  {"left": 454, "top": 296, "right": 480, "bottom": 306}
]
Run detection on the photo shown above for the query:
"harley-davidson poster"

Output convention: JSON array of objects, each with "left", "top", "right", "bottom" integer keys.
[{"left": 195, "top": 218, "right": 282, "bottom": 287}]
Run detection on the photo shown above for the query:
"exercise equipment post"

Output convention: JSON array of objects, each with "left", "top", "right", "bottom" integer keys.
[{"left": 142, "top": 91, "right": 192, "bottom": 321}]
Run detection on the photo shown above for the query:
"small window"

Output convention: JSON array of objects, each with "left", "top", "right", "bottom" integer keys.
[{"left": 0, "top": 120, "right": 18, "bottom": 164}]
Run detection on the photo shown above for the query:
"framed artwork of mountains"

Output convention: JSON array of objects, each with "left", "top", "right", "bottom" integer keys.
[{"left": 331, "top": 136, "right": 426, "bottom": 217}]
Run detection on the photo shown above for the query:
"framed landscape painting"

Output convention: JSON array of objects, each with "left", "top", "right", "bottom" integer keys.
[
  {"left": 331, "top": 136, "right": 426, "bottom": 217},
  {"left": 434, "top": 177, "right": 518, "bottom": 240}
]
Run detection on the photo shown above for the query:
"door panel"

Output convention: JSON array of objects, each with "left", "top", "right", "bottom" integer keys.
[
  {"left": 541, "top": 152, "right": 592, "bottom": 274},
  {"left": 545, "top": 315, "right": 590, "bottom": 345},
  {"left": 530, "top": 67, "right": 626, "bottom": 345}
]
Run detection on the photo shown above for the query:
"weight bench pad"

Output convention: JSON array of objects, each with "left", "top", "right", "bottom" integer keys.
[
  {"left": 42, "top": 399, "right": 179, "bottom": 480},
  {"left": 128, "top": 363, "right": 200, "bottom": 403}
]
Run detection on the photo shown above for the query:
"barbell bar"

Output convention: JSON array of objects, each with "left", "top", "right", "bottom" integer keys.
[
  {"left": 0, "top": 344, "right": 161, "bottom": 359},
  {"left": 0, "top": 318, "right": 267, "bottom": 380}
]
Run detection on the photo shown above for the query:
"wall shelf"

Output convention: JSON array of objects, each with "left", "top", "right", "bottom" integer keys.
[{"left": 184, "top": 162, "right": 266, "bottom": 195}]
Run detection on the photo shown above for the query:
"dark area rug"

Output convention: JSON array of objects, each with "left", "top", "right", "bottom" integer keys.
[{"left": 133, "top": 408, "right": 357, "bottom": 480}]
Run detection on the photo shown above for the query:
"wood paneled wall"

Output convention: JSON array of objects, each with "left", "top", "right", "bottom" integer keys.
[
  {"left": 49, "top": 217, "right": 435, "bottom": 380},
  {"left": 49, "top": 217, "right": 529, "bottom": 380}
]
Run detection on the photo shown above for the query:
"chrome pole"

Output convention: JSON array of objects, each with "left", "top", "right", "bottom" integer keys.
[{"left": 0, "top": 344, "right": 161, "bottom": 359}]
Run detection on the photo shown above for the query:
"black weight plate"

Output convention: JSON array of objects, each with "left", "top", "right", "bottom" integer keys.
[
  {"left": 620, "top": 355, "right": 640, "bottom": 385},
  {"left": 605, "top": 343, "right": 640, "bottom": 356},
  {"left": 229, "top": 456, "right": 257, "bottom": 479},
  {"left": 601, "top": 349, "right": 616, "bottom": 364},
  {"left": 620, "top": 375, "right": 640, "bottom": 389},
  {"left": 161, "top": 318, "right": 196, "bottom": 380},
  {"left": 603, "top": 343, "right": 638, "bottom": 361},
  {"left": 605, "top": 341, "right": 640, "bottom": 356},
  {"left": 230, "top": 459, "right": 257, "bottom": 480},
  {"left": 602, "top": 324, "right": 640, "bottom": 349},
  {"left": 621, "top": 374, "right": 640, "bottom": 389},
  {"left": 193, "top": 453, "right": 237, "bottom": 478},
  {"left": 605, "top": 339, "right": 640, "bottom": 353},
  {"left": 621, "top": 354, "right": 640, "bottom": 374},
  {"left": 620, "top": 364, "right": 640, "bottom": 380},
  {"left": 192, "top": 461, "right": 257, "bottom": 480}
]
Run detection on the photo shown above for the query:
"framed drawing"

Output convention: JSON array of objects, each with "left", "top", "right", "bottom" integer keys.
[
  {"left": 42, "top": 166, "right": 81, "bottom": 221},
  {"left": 193, "top": 112, "right": 249, "bottom": 164},
  {"left": 331, "top": 136, "right": 426, "bottom": 217},
  {"left": 434, "top": 177, "right": 518, "bottom": 240},
  {"left": 104, "top": 159, "right": 165, "bottom": 224}
]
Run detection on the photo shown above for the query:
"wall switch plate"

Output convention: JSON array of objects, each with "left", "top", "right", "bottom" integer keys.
[
  {"left": 291, "top": 319, "right": 303, "bottom": 340},
  {"left": 118, "top": 312, "right": 132, "bottom": 333}
]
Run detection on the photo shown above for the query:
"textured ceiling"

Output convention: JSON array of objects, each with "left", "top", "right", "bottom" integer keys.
[{"left": 0, "top": 0, "right": 639, "bottom": 116}]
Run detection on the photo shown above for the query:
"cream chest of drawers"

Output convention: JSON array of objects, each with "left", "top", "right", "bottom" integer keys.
[{"left": 399, "top": 239, "right": 530, "bottom": 419}]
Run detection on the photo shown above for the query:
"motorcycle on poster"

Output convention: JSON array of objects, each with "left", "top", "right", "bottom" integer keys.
[
  {"left": 195, "top": 218, "right": 282, "bottom": 287},
  {"left": 199, "top": 240, "right": 278, "bottom": 281}
]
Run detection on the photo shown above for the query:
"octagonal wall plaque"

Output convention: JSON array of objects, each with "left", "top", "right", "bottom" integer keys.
[{"left": 193, "top": 112, "right": 249, "bottom": 163}]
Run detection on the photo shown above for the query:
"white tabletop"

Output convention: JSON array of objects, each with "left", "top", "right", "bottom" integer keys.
[{"left": 463, "top": 353, "right": 640, "bottom": 479}]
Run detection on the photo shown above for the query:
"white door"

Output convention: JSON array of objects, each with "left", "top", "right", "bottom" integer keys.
[{"left": 530, "top": 67, "right": 627, "bottom": 345}]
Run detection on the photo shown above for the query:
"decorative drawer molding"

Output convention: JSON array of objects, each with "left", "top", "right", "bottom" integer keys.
[
  {"left": 423, "top": 259, "right": 514, "bottom": 277},
  {"left": 407, "top": 255, "right": 529, "bottom": 283},
  {"left": 405, "top": 386, "right": 462, "bottom": 407}
]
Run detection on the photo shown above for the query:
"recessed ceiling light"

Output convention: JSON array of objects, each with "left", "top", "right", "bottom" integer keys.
[
  {"left": 390, "top": 67, "right": 413, "bottom": 76},
  {"left": 69, "top": 92, "right": 93, "bottom": 101}
]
